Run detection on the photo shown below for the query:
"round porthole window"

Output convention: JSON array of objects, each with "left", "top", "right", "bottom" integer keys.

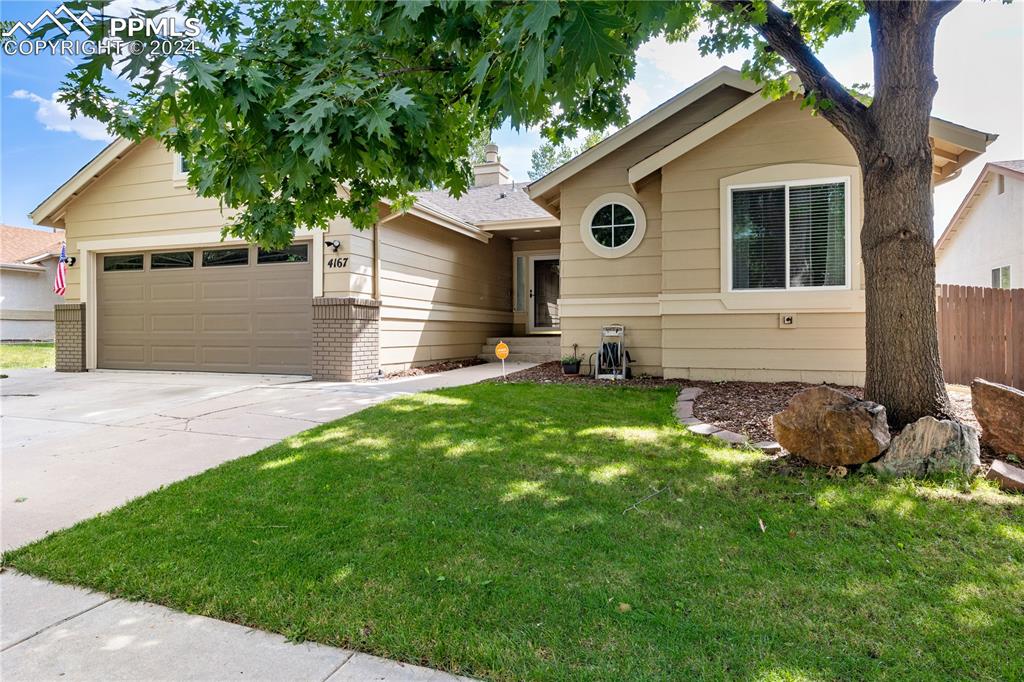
[{"left": 579, "top": 193, "right": 646, "bottom": 258}]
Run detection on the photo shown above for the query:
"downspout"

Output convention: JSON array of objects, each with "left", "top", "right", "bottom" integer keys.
[{"left": 373, "top": 222, "right": 381, "bottom": 301}]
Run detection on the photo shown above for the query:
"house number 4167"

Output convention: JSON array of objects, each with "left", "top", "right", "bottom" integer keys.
[{"left": 327, "top": 257, "right": 349, "bottom": 269}]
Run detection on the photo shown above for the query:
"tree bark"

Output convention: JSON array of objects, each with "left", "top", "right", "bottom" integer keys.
[
  {"left": 734, "top": 0, "right": 958, "bottom": 427},
  {"left": 856, "top": 1, "right": 954, "bottom": 426}
]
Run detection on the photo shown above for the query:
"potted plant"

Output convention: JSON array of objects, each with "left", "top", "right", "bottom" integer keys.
[{"left": 562, "top": 344, "right": 581, "bottom": 375}]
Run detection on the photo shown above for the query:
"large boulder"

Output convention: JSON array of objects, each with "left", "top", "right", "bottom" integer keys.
[
  {"left": 971, "top": 379, "right": 1024, "bottom": 458},
  {"left": 772, "top": 386, "right": 890, "bottom": 466},
  {"left": 871, "top": 416, "right": 980, "bottom": 478},
  {"left": 986, "top": 460, "right": 1024, "bottom": 493}
]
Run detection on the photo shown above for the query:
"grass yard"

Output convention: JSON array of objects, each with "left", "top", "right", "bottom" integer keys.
[
  {"left": 4, "top": 383, "right": 1022, "bottom": 681},
  {"left": 0, "top": 342, "right": 55, "bottom": 370}
]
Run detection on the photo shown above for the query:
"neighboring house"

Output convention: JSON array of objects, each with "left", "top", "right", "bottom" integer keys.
[
  {"left": 936, "top": 160, "right": 1024, "bottom": 289},
  {"left": 0, "top": 225, "right": 65, "bottom": 341},
  {"left": 31, "top": 67, "right": 993, "bottom": 384}
]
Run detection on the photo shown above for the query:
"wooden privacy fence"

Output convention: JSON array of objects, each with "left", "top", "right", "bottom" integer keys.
[{"left": 937, "top": 284, "right": 1024, "bottom": 389}]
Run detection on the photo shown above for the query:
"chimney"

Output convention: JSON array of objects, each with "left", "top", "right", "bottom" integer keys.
[{"left": 473, "top": 143, "right": 512, "bottom": 187}]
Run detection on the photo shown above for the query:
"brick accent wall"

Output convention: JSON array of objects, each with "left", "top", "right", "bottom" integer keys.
[
  {"left": 312, "top": 297, "right": 380, "bottom": 381},
  {"left": 54, "top": 302, "right": 86, "bottom": 372}
]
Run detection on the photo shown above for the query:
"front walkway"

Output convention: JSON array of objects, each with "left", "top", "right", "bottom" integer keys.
[{"left": 2, "top": 362, "right": 532, "bottom": 681}]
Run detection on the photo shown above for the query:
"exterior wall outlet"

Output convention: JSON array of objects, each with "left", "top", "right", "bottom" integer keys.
[{"left": 779, "top": 313, "right": 796, "bottom": 328}]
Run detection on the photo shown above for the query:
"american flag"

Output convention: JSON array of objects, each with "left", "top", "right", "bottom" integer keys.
[{"left": 53, "top": 243, "right": 67, "bottom": 296}]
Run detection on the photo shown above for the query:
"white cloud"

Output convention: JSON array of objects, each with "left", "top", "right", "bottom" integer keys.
[
  {"left": 636, "top": 35, "right": 750, "bottom": 88},
  {"left": 10, "top": 90, "right": 114, "bottom": 142},
  {"left": 625, "top": 81, "right": 653, "bottom": 123}
]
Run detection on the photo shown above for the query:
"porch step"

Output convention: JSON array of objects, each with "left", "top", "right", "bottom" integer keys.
[{"left": 479, "top": 336, "right": 560, "bottom": 363}]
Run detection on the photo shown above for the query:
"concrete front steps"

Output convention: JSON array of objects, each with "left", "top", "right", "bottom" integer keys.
[{"left": 478, "top": 336, "right": 560, "bottom": 363}]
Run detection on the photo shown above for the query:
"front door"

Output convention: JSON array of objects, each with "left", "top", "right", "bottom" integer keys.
[{"left": 529, "top": 255, "right": 560, "bottom": 333}]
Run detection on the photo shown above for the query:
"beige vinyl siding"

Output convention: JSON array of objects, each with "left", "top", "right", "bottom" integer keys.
[
  {"left": 560, "top": 314, "right": 663, "bottom": 377},
  {"left": 558, "top": 86, "right": 749, "bottom": 301},
  {"left": 552, "top": 94, "right": 867, "bottom": 385},
  {"left": 656, "top": 98, "right": 865, "bottom": 384},
  {"left": 371, "top": 214, "right": 512, "bottom": 370},
  {"left": 60, "top": 139, "right": 234, "bottom": 301},
  {"left": 553, "top": 88, "right": 749, "bottom": 378},
  {"left": 662, "top": 312, "right": 865, "bottom": 385},
  {"left": 660, "top": 97, "right": 860, "bottom": 294}
]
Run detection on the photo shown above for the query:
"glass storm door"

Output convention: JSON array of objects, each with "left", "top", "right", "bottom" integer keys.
[{"left": 529, "top": 256, "right": 560, "bottom": 333}]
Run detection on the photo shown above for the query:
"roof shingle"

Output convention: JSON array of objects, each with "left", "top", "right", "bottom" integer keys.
[
  {"left": 413, "top": 184, "right": 553, "bottom": 224},
  {"left": 0, "top": 225, "right": 64, "bottom": 264}
]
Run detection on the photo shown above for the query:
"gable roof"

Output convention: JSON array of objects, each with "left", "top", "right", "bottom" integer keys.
[
  {"left": 414, "top": 184, "right": 553, "bottom": 224},
  {"left": 936, "top": 160, "right": 1024, "bottom": 254},
  {"left": 526, "top": 67, "right": 759, "bottom": 210},
  {"left": 0, "top": 224, "right": 64, "bottom": 265},
  {"left": 29, "top": 138, "right": 548, "bottom": 240},
  {"left": 529, "top": 67, "right": 996, "bottom": 207},
  {"left": 30, "top": 138, "right": 134, "bottom": 229}
]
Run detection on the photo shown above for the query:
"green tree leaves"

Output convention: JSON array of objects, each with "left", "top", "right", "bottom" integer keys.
[{"left": 47, "top": 0, "right": 868, "bottom": 248}]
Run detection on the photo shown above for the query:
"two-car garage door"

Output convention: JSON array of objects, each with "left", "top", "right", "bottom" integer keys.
[{"left": 97, "top": 243, "right": 312, "bottom": 374}]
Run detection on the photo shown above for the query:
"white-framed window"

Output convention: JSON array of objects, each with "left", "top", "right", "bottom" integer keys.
[
  {"left": 173, "top": 153, "right": 189, "bottom": 181},
  {"left": 992, "top": 265, "right": 1011, "bottom": 289},
  {"left": 997, "top": 174, "right": 1006, "bottom": 195},
  {"left": 728, "top": 177, "right": 851, "bottom": 291},
  {"left": 579, "top": 192, "right": 647, "bottom": 258}
]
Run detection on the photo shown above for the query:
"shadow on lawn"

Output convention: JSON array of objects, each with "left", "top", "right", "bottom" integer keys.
[{"left": 6, "top": 383, "right": 1023, "bottom": 681}]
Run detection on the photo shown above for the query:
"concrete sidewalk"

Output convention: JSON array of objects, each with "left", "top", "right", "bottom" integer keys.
[{"left": 1, "top": 571, "right": 474, "bottom": 681}]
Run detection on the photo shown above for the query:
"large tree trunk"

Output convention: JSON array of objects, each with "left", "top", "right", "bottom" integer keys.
[
  {"left": 856, "top": 1, "right": 954, "bottom": 427},
  {"left": 742, "top": 0, "right": 959, "bottom": 427}
]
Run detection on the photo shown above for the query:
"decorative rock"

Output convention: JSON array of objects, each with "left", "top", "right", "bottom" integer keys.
[
  {"left": 688, "top": 423, "right": 721, "bottom": 436},
  {"left": 971, "top": 379, "right": 1024, "bottom": 458},
  {"left": 713, "top": 430, "right": 748, "bottom": 445},
  {"left": 871, "top": 416, "right": 980, "bottom": 478},
  {"left": 772, "top": 386, "right": 890, "bottom": 466},
  {"left": 986, "top": 459, "right": 1024, "bottom": 493},
  {"left": 677, "top": 387, "right": 704, "bottom": 401}
]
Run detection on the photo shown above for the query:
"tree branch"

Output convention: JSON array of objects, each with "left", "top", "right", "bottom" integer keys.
[
  {"left": 718, "top": 0, "right": 870, "bottom": 145},
  {"left": 925, "top": 0, "right": 961, "bottom": 22}
]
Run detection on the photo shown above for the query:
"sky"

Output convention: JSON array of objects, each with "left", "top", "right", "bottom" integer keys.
[{"left": 2, "top": 1, "right": 1022, "bottom": 235}]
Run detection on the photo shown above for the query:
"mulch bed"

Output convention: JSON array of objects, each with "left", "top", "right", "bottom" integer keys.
[
  {"left": 500, "top": 361, "right": 993, "bottom": 462},
  {"left": 496, "top": 360, "right": 683, "bottom": 389},
  {"left": 374, "top": 357, "right": 486, "bottom": 380}
]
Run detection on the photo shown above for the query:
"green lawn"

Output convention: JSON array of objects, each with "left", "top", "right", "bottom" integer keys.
[
  {"left": 0, "top": 342, "right": 54, "bottom": 369},
  {"left": 4, "top": 384, "right": 1022, "bottom": 681}
]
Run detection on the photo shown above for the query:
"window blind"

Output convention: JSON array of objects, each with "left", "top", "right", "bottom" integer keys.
[
  {"left": 731, "top": 181, "right": 847, "bottom": 290},
  {"left": 731, "top": 187, "right": 786, "bottom": 290},
  {"left": 788, "top": 183, "right": 846, "bottom": 287}
]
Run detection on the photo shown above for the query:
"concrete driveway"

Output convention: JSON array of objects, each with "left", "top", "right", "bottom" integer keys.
[{"left": 1, "top": 363, "right": 530, "bottom": 550}]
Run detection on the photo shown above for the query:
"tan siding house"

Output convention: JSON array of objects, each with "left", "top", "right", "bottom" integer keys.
[{"left": 31, "top": 68, "right": 993, "bottom": 383}]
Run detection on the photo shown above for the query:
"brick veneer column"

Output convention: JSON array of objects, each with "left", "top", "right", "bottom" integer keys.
[
  {"left": 54, "top": 302, "right": 87, "bottom": 372},
  {"left": 311, "top": 297, "right": 380, "bottom": 381}
]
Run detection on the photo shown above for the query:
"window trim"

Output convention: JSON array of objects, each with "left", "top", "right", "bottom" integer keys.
[
  {"left": 172, "top": 153, "right": 188, "bottom": 185},
  {"left": 991, "top": 264, "right": 1011, "bottom": 289},
  {"left": 579, "top": 192, "right": 647, "bottom": 259},
  {"left": 726, "top": 176, "right": 853, "bottom": 293}
]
